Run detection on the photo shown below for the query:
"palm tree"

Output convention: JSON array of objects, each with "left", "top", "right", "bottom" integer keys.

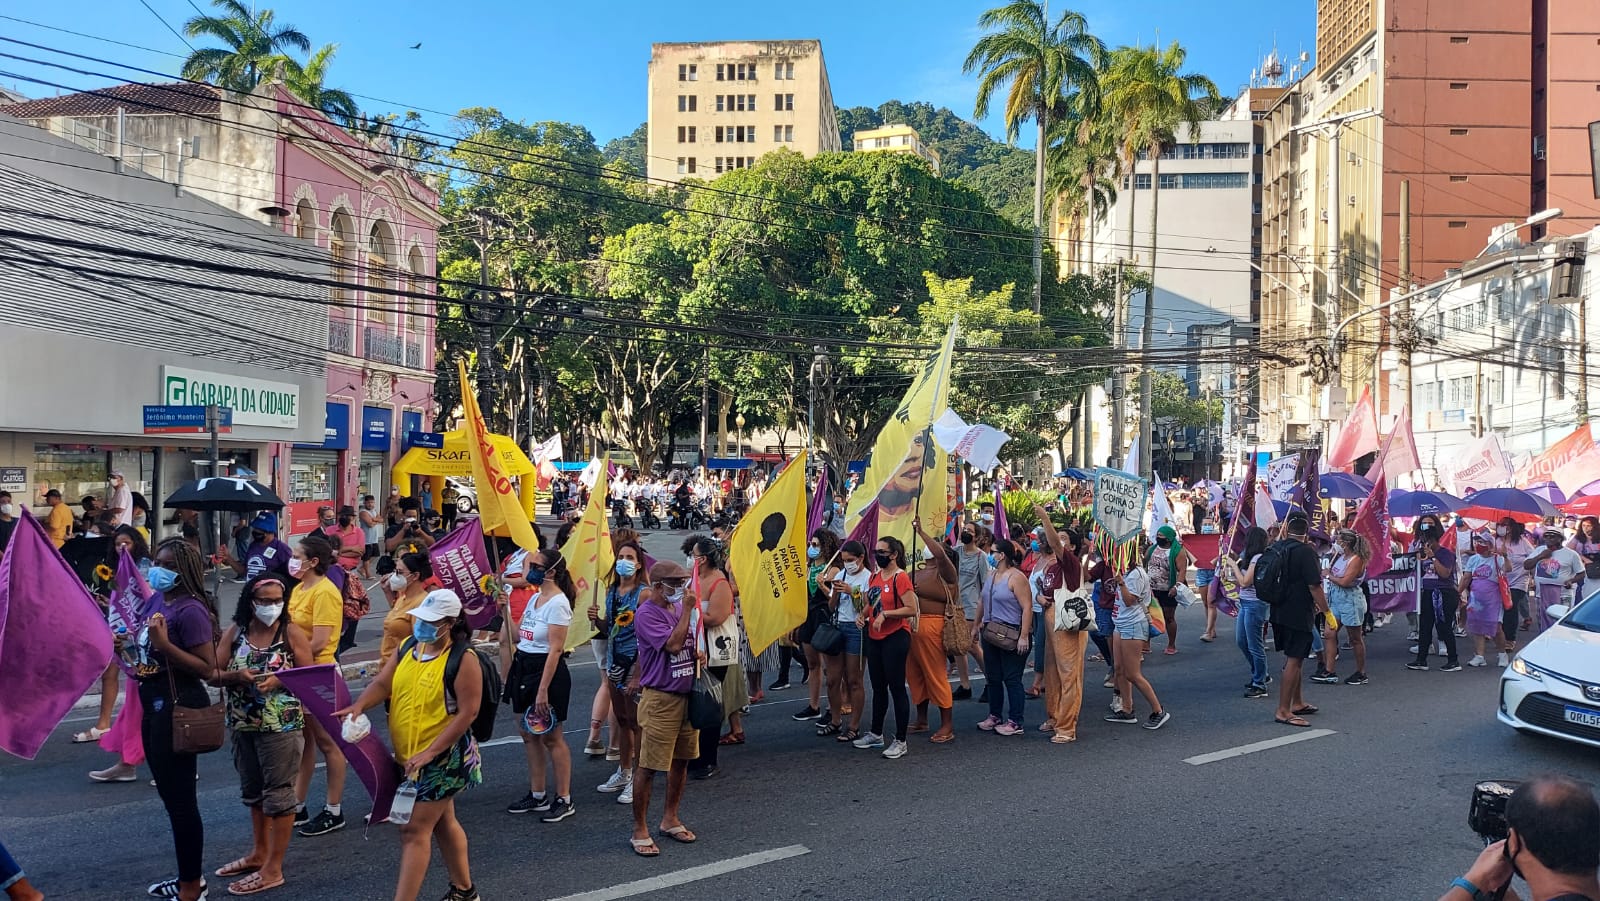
[
  {"left": 282, "top": 44, "right": 360, "bottom": 125},
  {"left": 181, "top": 0, "right": 310, "bottom": 93},
  {"left": 1045, "top": 112, "right": 1118, "bottom": 272},
  {"left": 965, "top": 1, "right": 1105, "bottom": 313},
  {"left": 1100, "top": 40, "right": 1220, "bottom": 477}
]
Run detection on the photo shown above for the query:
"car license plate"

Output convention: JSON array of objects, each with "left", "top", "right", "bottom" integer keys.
[{"left": 1563, "top": 706, "right": 1600, "bottom": 728}]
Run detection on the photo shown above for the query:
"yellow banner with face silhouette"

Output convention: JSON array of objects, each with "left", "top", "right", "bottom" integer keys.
[{"left": 729, "top": 451, "right": 809, "bottom": 656}]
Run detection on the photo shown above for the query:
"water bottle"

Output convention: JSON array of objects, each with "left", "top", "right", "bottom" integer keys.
[{"left": 389, "top": 780, "right": 418, "bottom": 825}]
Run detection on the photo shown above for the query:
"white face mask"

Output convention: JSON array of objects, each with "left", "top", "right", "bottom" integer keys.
[
  {"left": 845, "top": 561, "right": 862, "bottom": 575},
  {"left": 0, "top": 504, "right": 13, "bottom": 517},
  {"left": 253, "top": 603, "right": 284, "bottom": 625},
  {"left": 388, "top": 573, "right": 409, "bottom": 591},
  {"left": 1496, "top": 526, "right": 1508, "bottom": 537}
]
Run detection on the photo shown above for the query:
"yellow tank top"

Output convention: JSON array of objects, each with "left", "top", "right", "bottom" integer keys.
[{"left": 390, "top": 645, "right": 452, "bottom": 761}]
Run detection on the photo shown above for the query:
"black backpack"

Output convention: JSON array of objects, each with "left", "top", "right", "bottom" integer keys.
[
  {"left": 397, "top": 637, "right": 503, "bottom": 742},
  {"left": 1253, "top": 540, "right": 1294, "bottom": 606}
]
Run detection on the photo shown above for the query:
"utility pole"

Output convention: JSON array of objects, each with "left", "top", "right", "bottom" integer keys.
[
  {"left": 1110, "top": 259, "right": 1126, "bottom": 468},
  {"left": 1399, "top": 179, "right": 1413, "bottom": 417},
  {"left": 808, "top": 346, "right": 827, "bottom": 474},
  {"left": 1138, "top": 276, "right": 1154, "bottom": 480},
  {"left": 466, "top": 207, "right": 505, "bottom": 425},
  {"left": 698, "top": 348, "right": 710, "bottom": 467},
  {"left": 1579, "top": 293, "right": 1591, "bottom": 424}
]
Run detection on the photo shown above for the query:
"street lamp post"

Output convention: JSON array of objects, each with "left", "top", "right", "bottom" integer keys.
[{"left": 735, "top": 413, "right": 746, "bottom": 458}]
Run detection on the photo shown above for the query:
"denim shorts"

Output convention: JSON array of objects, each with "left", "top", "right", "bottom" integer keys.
[
  {"left": 837, "top": 621, "right": 863, "bottom": 655},
  {"left": 1113, "top": 612, "right": 1149, "bottom": 640},
  {"left": 1328, "top": 585, "right": 1367, "bottom": 627}
]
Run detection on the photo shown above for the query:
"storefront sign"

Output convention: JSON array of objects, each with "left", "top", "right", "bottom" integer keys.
[
  {"left": 162, "top": 367, "right": 299, "bottom": 428},
  {"left": 0, "top": 467, "right": 25, "bottom": 493},
  {"left": 299, "top": 402, "right": 350, "bottom": 450},
  {"left": 406, "top": 431, "right": 445, "bottom": 449},
  {"left": 361, "top": 406, "right": 392, "bottom": 452},
  {"left": 400, "top": 411, "right": 424, "bottom": 444},
  {"left": 142, "top": 405, "right": 233, "bottom": 435}
]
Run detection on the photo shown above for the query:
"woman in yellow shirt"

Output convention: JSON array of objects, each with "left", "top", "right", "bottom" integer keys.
[
  {"left": 380, "top": 553, "right": 433, "bottom": 662},
  {"left": 339, "top": 589, "right": 482, "bottom": 901},
  {"left": 287, "top": 536, "right": 349, "bottom": 837}
]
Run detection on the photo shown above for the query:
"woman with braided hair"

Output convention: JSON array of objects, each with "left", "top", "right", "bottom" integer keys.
[{"left": 138, "top": 538, "right": 218, "bottom": 901}]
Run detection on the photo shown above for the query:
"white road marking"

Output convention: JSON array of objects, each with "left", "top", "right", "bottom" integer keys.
[
  {"left": 1182, "top": 729, "right": 1336, "bottom": 766},
  {"left": 548, "top": 845, "right": 811, "bottom": 901}
]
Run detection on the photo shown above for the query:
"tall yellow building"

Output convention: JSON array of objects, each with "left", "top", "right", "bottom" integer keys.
[
  {"left": 851, "top": 123, "right": 940, "bottom": 175},
  {"left": 646, "top": 40, "right": 842, "bottom": 184}
]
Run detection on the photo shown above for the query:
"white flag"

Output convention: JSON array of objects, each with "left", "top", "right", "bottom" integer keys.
[
  {"left": 930, "top": 409, "right": 1011, "bottom": 472},
  {"left": 1146, "top": 469, "right": 1175, "bottom": 538},
  {"left": 530, "top": 433, "right": 564, "bottom": 464},
  {"left": 577, "top": 457, "right": 603, "bottom": 490}
]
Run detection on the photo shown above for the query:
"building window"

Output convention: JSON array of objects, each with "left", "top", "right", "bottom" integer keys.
[
  {"left": 678, "top": 95, "right": 696, "bottom": 112},
  {"left": 773, "top": 92, "right": 794, "bottom": 111},
  {"left": 715, "top": 126, "right": 723, "bottom": 143},
  {"left": 1449, "top": 82, "right": 1468, "bottom": 90},
  {"left": 677, "top": 125, "right": 696, "bottom": 143},
  {"left": 1130, "top": 173, "right": 1152, "bottom": 190},
  {"left": 679, "top": 63, "right": 697, "bottom": 81},
  {"left": 1449, "top": 128, "right": 1468, "bottom": 136},
  {"left": 716, "top": 63, "right": 725, "bottom": 81},
  {"left": 775, "top": 61, "right": 794, "bottom": 79},
  {"left": 294, "top": 198, "right": 315, "bottom": 241},
  {"left": 748, "top": 93, "right": 757, "bottom": 111},
  {"left": 329, "top": 209, "right": 354, "bottom": 307},
  {"left": 366, "top": 220, "right": 396, "bottom": 324},
  {"left": 677, "top": 157, "right": 687, "bottom": 174},
  {"left": 774, "top": 124, "right": 793, "bottom": 143},
  {"left": 1180, "top": 172, "right": 1250, "bottom": 189}
]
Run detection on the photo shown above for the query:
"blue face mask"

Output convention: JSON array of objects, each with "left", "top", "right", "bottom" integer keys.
[
  {"left": 1030, "top": 540, "right": 1041, "bottom": 552},
  {"left": 615, "top": 559, "right": 638, "bottom": 578},
  {"left": 526, "top": 566, "right": 547, "bottom": 586},
  {"left": 412, "top": 619, "right": 440, "bottom": 644},
  {"left": 147, "top": 566, "right": 178, "bottom": 594},
  {"left": 807, "top": 546, "right": 820, "bottom": 560},
  {"left": 986, "top": 552, "right": 998, "bottom": 566}
]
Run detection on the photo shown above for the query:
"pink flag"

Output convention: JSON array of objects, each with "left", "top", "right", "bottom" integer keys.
[
  {"left": 428, "top": 523, "right": 496, "bottom": 629},
  {"left": 1328, "top": 386, "right": 1380, "bottom": 472},
  {"left": 1352, "top": 470, "right": 1393, "bottom": 579},
  {"left": 1515, "top": 424, "right": 1594, "bottom": 488},
  {"left": 276, "top": 664, "right": 402, "bottom": 822},
  {"left": 806, "top": 466, "right": 830, "bottom": 538},
  {"left": 1371, "top": 406, "right": 1422, "bottom": 484},
  {"left": 0, "top": 513, "right": 113, "bottom": 759},
  {"left": 107, "top": 549, "right": 154, "bottom": 676}
]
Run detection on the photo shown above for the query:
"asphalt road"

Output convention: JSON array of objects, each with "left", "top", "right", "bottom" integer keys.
[{"left": 6, "top": 521, "right": 1598, "bottom": 900}]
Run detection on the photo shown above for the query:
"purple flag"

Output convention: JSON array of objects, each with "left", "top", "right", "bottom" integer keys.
[
  {"left": 0, "top": 513, "right": 113, "bottom": 759},
  {"left": 107, "top": 549, "right": 153, "bottom": 676},
  {"left": 277, "top": 664, "right": 401, "bottom": 822},
  {"left": 847, "top": 499, "right": 879, "bottom": 563},
  {"left": 1289, "top": 448, "right": 1330, "bottom": 539},
  {"left": 1226, "top": 456, "right": 1259, "bottom": 557},
  {"left": 992, "top": 486, "right": 1011, "bottom": 541},
  {"left": 806, "top": 466, "right": 830, "bottom": 539},
  {"left": 429, "top": 523, "right": 496, "bottom": 629}
]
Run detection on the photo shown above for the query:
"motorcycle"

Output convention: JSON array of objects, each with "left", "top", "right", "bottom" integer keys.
[
  {"left": 637, "top": 497, "right": 663, "bottom": 530},
  {"left": 611, "top": 497, "right": 633, "bottom": 531}
]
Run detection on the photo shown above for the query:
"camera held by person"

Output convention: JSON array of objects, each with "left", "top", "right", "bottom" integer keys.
[{"left": 1439, "top": 775, "right": 1600, "bottom": 901}]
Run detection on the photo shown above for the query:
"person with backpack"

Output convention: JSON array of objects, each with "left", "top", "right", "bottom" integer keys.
[
  {"left": 1260, "top": 513, "right": 1329, "bottom": 727},
  {"left": 501, "top": 548, "right": 578, "bottom": 824},
  {"left": 212, "top": 574, "right": 312, "bottom": 896},
  {"left": 1219, "top": 527, "right": 1272, "bottom": 698},
  {"left": 337, "top": 589, "right": 484, "bottom": 901}
]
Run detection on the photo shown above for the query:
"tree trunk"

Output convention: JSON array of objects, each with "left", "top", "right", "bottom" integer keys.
[{"left": 1032, "top": 115, "right": 1046, "bottom": 314}]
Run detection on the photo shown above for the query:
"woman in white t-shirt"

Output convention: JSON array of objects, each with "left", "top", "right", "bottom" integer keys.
[
  {"left": 1103, "top": 544, "right": 1169, "bottom": 730},
  {"left": 500, "top": 548, "right": 579, "bottom": 823}
]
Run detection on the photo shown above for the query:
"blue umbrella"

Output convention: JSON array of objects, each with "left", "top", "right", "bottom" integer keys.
[
  {"left": 1388, "top": 489, "right": 1466, "bottom": 518},
  {"left": 1320, "top": 472, "right": 1375, "bottom": 500}
]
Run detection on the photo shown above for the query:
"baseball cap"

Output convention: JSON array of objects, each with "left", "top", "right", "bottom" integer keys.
[
  {"left": 249, "top": 511, "right": 278, "bottom": 533},
  {"left": 648, "top": 560, "right": 690, "bottom": 584},
  {"left": 411, "top": 589, "right": 463, "bottom": 622}
]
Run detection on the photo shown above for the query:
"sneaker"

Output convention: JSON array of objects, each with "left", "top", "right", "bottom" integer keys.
[
  {"left": 606, "top": 747, "right": 621, "bottom": 762},
  {"left": 507, "top": 792, "right": 550, "bottom": 814},
  {"left": 1102, "top": 673, "right": 1115, "bottom": 688},
  {"left": 89, "top": 762, "right": 139, "bottom": 783},
  {"left": 1454, "top": 626, "right": 1467, "bottom": 637},
  {"left": 1104, "top": 711, "right": 1140, "bottom": 724},
  {"left": 952, "top": 686, "right": 973, "bottom": 701},
  {"left": 1441, "top": 662, "right": 1462, "bottom": 673},
  {"left": 584, "top": 740, "right": 605, "bottom": 758},
  {"left": 1409, "top": 645, "right": 1420, "bottom": 654},
  {"left": 976, "top": 715, "right": 1000, "bottom": 732},
  {"left": 1439, "top": 641, "right": 1449, "bottom": 656},
  {"left": 1143, "top": 710, "right": 1172, "bottom": 730},
  {"left": 1344, "top": 672, "right": 1369, "bottom": 685},
  {"left": 540, "top": 797, "right": 575, "bottom": 823},
  {"left": 1109, "top": 698, "right": 1124, "bottom": 714},
  {"left": 767, "top": 680, "right": 792, "bottom": 691},
  {"left": 597, "top": 770, "right": 630, "bottom": 794},
  {"left": 1497, "top": 653, "right": 1510, "bottom": 668},
  {"left": 298, "top": 809, "right": 345, "bottom": 836},
  {"left": 1406, "top": 630, "right": 1419, "bottom": 641},
  {"left": 441, "top": 885, "right": 481, "bottom": 901},
  {"left": 882, "top": 739, "right": 909, "bottom": 759},
  {"left": 148, "top": 877, "right": 205, "bottom": 898},
  {"left": 791, "top": 706, "right": 820, "bottom": 721},
  {"left": 994, "top": 720, "right": 1023, "bottom": 736},
  {"left": 1467, "top": 655, "right": 1487, "bottom": 667},
  {"left": 617, "top": 784, "right": 633, "bottom": 805},
  {"left": 1310, "top": 671, "right": 1340, "bottom": 684},
  {"left": 1406, "top": 661, "right": 1429, "bottom": 671},
  {"left": 1243, "top": 685, "right": 1269, "bottom": 699},
  {"left": 292, "top": 808, "right": 309, "bottom": 827},
  {"left": 852, "top": 731, "right": 885, "bottom": 749},
  {"left": 1264, "top": 675, "right": 1273, "bottom": 686},
  {"left": 1311, "top": 667, "right": 1330, "bottom": 680}
]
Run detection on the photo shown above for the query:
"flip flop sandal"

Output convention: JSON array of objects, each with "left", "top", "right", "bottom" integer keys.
[
  {"left": 908, "top": 723, "right": 930, "bottom": 734},
  {"left": 72, "top": 727, "right": 108, "bottom": 743},
  {"left": 1050, "top": 733, "right": 1077, "bottom": 744},
  {"left": 1292, "top": 705, "right": 1319, "bottom": 716},
  {"left": 660, "top": 824, "right": 698, "bottom": 843},
  {"left": 1024, "top": 689, "right": 1043, "bottom": 698},
  {"left": 227, "top": 873, "right": 284, "bottom": 896},
  {"left": 929, "top": 732, "right": 955, "bottom": 744},
  {"left": 215, "top": 859, "right": 259, "bottom": 878},
  {"left": 717, "top": 732, "right": 745, "bottom": 746},
  {"left": 816, "top": 723, "right": 839, "bottom": 736},
  {"left": 1274, "top": 716, "right": 1312, "bottom": 728},
  {"left": 630, "top": 838, "right": 661, "bottom": 857}
]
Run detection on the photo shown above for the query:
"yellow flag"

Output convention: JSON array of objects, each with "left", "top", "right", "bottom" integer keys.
[
  {"left": 559, "top": 465, "right": 613, "bottom": 652},
  {"left": 729, "top": 450, "right": 809, "bottom": 656},
  {"left": 845, "top": 320, "right": 957, "bottom": 551},
  {"left": 456, "top": 361, "right": 540, "bottom": 553}
]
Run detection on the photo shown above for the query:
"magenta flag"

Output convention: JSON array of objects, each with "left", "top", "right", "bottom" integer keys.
[
  {"left": 846, "top": 499, "right": 879, "bottom": 563},
  {"left": 1353, "top": 470, "right": 1394, "bottom": 579},
  {"left": 429, "top": 523, "right": 496, "bottom": 629},
  {"left": 0, "top": 513, "right": 113, "bottom": 759},
  {"left": 276, "top": 664, "right": 401, "bottom": 822},
  {"left": 806, "top": 466, "right": 830, "bottom": 538},
  {"left": 1227, "top": 456, "right": 1259, "bottom": 558},
  {"left": 991, "top": 486, "right": 1011, "bottom": 542},
  {"left": 107, "top": 549, "right": 153, "bottom": 676}
]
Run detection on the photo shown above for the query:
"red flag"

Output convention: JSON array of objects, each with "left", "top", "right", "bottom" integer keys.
[
  {"left": 1328, "top": 386, "right": 1379, "bottom": 472},
  {"left": 1515, "top": 424, "right": 1595, "bottom": 488},
  {"left": 1370, "top": 406, "right": 1422, "bottom": 484},
  {"left": 1351, "top": 470, "right": 1393, "bottom": 579}
]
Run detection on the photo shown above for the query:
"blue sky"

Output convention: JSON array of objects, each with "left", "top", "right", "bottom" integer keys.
[{"left": 2, "top": 1, "right": 1314, "bottom": 147}]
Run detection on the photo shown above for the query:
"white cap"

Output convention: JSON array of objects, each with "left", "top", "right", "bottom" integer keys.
[{"left": 411, "top": 589, "right": 463, "bottom": 622}]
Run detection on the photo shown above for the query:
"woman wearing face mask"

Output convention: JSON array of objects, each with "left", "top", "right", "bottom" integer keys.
[
  {"left": 335, "top": 546, "right": 369, "bottom": 658},
  {"left": 137, "top": 539, "right": 219, "bottom": 901},
  {"left": 1148, "top": 525, "right": 1193, "bottom": 654},
  {"left": 1408, "top": 515, "right": 1462, "bottom": 672},
  {"left": 1458, "top": 532, "right": 1509, "bottom": 668},
  {"left": 1567, "top": 516, "right": 1600, "bottom": 605},
  {"left": 1497, "top": 519, "right": 1534, "bottom": 663},
  {"left": 1024, "top": 528, "right": 1048, "bottom": 699},
  {"left": 1314, "top": 529, "right": 1371, "bottom": 685},
  {"left": 212, "top": 575, "right": 312, "bottom": 895},
  {"left": 286, "top": 536, "right": 349, "bottom": 837},
  {"left": 907, "top": 518, "right": 960, "bottom": 743},
  {"left": 817, "top": 540, "right": 869, "bottom": 743},
  {"left": 590, "top": 542, "right": 648, "bottom": 804},
  {"left": 87, "top": 527, "right": 153, "bottom": 781},
  {"left": 822, "top": 495, "right": 848, "bottom": 538},
  {"left": 332, "top": 508, "right": 364, "bottom": 564},
  {"left": 852, "top": 537, "right": 916, "bottom": 759},
  {"left": 337, "top": 590, "right": 483, "bottom": 901},
  {"left": 684, "top": 535, "right": 748, "bottom": 774},
  {"left": 381, "top": 553, "right": 433, "bottom": 662},
  {"left": 502, "top": 549, "right": 579, "bottom": 823},
  {"left": 794, "top": 529, "right": 841, "bottom": 723},
  {"left": 973, "top": 538, "right": 1033, "bottom": 736}
]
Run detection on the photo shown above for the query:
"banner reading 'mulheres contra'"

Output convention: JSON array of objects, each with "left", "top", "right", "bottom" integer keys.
[{"left": 277, "top": 664, "right": 401, "bottom": 823}]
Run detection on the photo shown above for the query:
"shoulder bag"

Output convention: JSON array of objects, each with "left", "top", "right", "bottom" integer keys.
[
  {"left": 687, "top": 666, "right": 725, "bottom": 732},
  {"left": 700, "top": 575, "right": 742, "bottom": 668},
  {"left": 978, "top": 573, "right": 1022, "bottom": 651},
  {"left": 168, "top": 663, "right": 225, "bottom": 755},
  {"left": 1052, "top": 582, "right": 1095, "bottom": 632},
  {"left": 940, "top": 583, "right": 972, "bottom": 655},
  {"left": 810, "top": 607, "right": 846, "bottom": 656}
]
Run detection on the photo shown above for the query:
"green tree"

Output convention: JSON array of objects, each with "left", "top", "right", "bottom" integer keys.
[
  {"left": 965, "top": 1, "right": 1105, "bottom": 313},
  {"left": 1100, "top": 41, "right": 1219, "bottom": 475},
  {"left": 601, "top": 122, "right": 648, "bottom": 176},
  {"left": 1151, "top": 371, "right": 1222, "bottom": 427},
  {"left": 181, "top": 0, "right": 310, "bottom": 93},
  {"left": 281, "top": 43, "right": 359, "bottom": 125}
]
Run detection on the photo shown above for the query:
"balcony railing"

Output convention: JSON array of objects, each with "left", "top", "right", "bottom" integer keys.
[
  {"left": 363, "top": 327, "right": 405, "bottom": 366},
  {"left": 404, "top": 340, "right": 424, "bottom": 369},
  {"left": 328, "top": 318, "right": 354, "bottom": 354}
]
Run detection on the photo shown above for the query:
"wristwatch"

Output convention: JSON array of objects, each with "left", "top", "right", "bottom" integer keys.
[{"left": 1450, "top": 876, "right": 1490, "bottom": 901}]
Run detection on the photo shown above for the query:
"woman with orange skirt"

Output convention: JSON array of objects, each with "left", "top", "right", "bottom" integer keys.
[
  {"left": 906, "top": 518, "right": 959, "bottom": 743},
  {"left": 1035, "top": 507, "right": 1089, "bottom": 744}
]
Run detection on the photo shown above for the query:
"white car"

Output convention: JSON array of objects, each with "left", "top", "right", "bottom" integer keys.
[{"left": 1498, "top": 592, "right": 1600, "bottom": 750}]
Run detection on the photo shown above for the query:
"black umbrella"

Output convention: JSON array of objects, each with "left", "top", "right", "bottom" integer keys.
[
  {"left": 59, "top": 534, "right": 110, "bottom": 586},
  {"left": 163, "top": 477, "right": 286, "bottom": 512}
]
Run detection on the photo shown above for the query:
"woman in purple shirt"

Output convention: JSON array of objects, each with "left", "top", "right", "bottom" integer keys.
[{"left": 1408, "top": 516, "right": 1461, "bottom": 672}]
